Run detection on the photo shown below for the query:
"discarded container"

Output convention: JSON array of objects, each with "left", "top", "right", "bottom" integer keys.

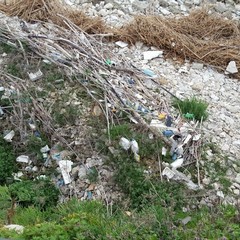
[
  {"left": 16, "top": 155, "right": 30, "bottom": 164},
  {"left": 28, "top": 69, "right": 43, "bottom": 81},
  {"left": 3, "top": 130, "right": 15, "bottom": 142},
  {"left": 119, "top": 137, "right": 131, "bottom": 150},
  {"left": 58, "top": 160, "right": 73, "bottom": 185},
  {"left": 163, "top": 130, "right": 174, "bottom": 137}
]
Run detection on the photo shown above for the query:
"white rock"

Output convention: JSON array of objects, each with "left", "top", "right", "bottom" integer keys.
[
  {"left": 160, "top": 8, "right": 171, "bottom": 15},
  {"left": 225, "top": 61, "right": 238, "bottom": 74},
  {"left": 143, "top": 50, "right": 163, "bottom": 60},
  {"left": 4, "top": 224, "right": 24, "bottom": 234},
  {"left": 192, "top": 62, "right": 204, "bottom": 70},
  {"left": 217, "top": 190, "right": 224, "bottom": 199},
  {"left": 104, "top": 3, "right": 113, "bottom": 9},
  {"left": 235, "top": 173, "right": 240, "bottom": 184},
  {"left": 233, "top": 189, "right": 240, "bottom": 195}
]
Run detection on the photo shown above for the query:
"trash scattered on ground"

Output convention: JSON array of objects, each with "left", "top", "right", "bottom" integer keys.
[
  {"left": 119, "top": 137, "right": 140, "bottom": 161},
  {"left": 142, "top": 69, "right": 157, "bottom": 77},
  {"left": 3, "top": 130, "right": 15, "bottom": 142},
  {"left": 119, "top": 137, "right": 131, "bottom": 150},
  {"left": 28, "top": 69, "right": 43, "bottom": 81},
  {"left": 16, "top": 155, "right": 31, "bottom": 164},
  {"left": 58, "top": 160, "right": 73, "bottom": 184},
  {"left": 162, "top": 167, "right": 199, "bottom": 190}
]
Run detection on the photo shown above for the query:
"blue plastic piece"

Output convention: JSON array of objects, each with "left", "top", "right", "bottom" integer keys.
[
  {"left": 162, "top": 130, "right": 174, "bottom": 137},
  {"left": 87, "top": 191, "right": 92, "bottom": 200},
  {"left": 172, "top": 153, "right": 177, "bottom": 161},
  {"left": 143, "top": 69, "right": 156, "bottom": 77}
]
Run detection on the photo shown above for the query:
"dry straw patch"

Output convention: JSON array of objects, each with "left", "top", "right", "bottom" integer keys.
[
  {"left": 117, "top": 8, "right": 240, "bottom": 78},
  {"left": 0, "top": 0, "right": 105, "bottom": 34}
]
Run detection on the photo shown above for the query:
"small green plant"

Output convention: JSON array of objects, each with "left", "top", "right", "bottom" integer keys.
[
  {"left": 87, "top": 167, "right": 98, "bottom": 183},
  {"left": 9, "top": 178, "right": 59, "bottom": 209},
  {"left": 172, "top": 97, "right": 208, "bottom": 121},
  {"left": 0, "top": 137, "right": 17, "bottom": 184},
  {"left": 0, "top": 42, "right": 16, "bottom": 54},
  {"left": 6, "top": 63, "right": 22, "bottom": 78}
]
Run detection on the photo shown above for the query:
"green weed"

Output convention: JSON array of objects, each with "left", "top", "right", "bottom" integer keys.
[{"left": 172, "top": 97, "right": 208, "bottom": 121}]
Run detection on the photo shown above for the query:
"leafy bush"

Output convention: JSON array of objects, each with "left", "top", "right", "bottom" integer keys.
[
  {"left": 172, "top": 97, "right": 208, "bottom": 121},
  {"left": 0, "top": 137, "right": 17, "bottom": 184},
  {"left": 9, "top": 179, "right": 59, "bottom": 209}
]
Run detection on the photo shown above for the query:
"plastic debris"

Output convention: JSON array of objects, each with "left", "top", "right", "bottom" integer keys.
[
  {"left": 4, "top": 224, "right": 24, "bottom": 234},
  {"left": 183, "top": 113, "right": 194, "bottom": 119},
  {"left": 28, "top": 69, "right": 43, "bottom": 81},
  {"left": 28, "top": 121, "right": 37, "bottom": 130},
  {"left": 143, "top": 50, "right": 163, "bottom": 60},
  {"left": 162, "top": 147, "right": 167, "bottom": 156},
  {"left": 34, "top": 130, "right": 41, "bottom": 137},
  {"left": 115, "top": 41, "right": 128, "bottom": 48},
  {"left": 165, "top": 115, "right": 173, "bottom": 127},
  {"left": 163, "top": 130, "right": 174, "bottom": 137},
  {"left": 171, "top": 158, "right": 184, "bottom": 169},
  {"left": 130, "top": 139, "right": 139, "bottom": 154},
  {"left": 16, "top": 155, "right": 30, "bottom": 164},
  {"left": 183, "top": 134, "right": 192, "bottom": 145},
  {"left": 162, "top": 167, "right": 199, "bottom": 190},
  {"left": 58, "top": 160, "right": 73, "bottom": 184},
  {"left": 40, "top": 145, "right": 50, "bottom": 153},
  {"left": 158, "top": 112, "right": 167, "bottom": 120},
  {"left": 119, "top": 137, "right": 131, "bottom": 150},
  {"left": 193, "top": 134, "right": 201, "bottom": 141},
  {"left": 142, "top": 69, "right": 157, "bottom": 77},
  {"left": 87, "top": 190, "right": 93, "bottom": 200},
  {"left": 3, "top": 130, "right": 15, "bottom": 142}
]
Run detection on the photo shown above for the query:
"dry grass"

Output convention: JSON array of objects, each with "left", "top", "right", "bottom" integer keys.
[
  {"left": 1, "top": 2, "right": 240, "bottom": 78},
  {"left": 117, "top": 8, "right": 240, "bottom": 78},
  {"left": 0, "top": 0, "right": 105, "bottom": 34}
]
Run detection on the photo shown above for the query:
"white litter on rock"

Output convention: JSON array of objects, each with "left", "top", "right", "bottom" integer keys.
[
  {"left": 225, "top": 61, "right": 238, "bottom": 74},
  {"left": 59, "top": 160, "right": 73, "bottom": 184},
  {"left": 193, "top": 134, "right": 201, "bottom": 141},
  {"left": 162, "top": 146, "right": 167, "bottom": 156},
  {"left": 143, "top": 50, "right": 163, "bottom": 60},
  {"left": 3, "top": 130, "right": 15, "bottom": 142}
]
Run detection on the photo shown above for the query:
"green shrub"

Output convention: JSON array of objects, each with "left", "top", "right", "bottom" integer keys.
[
  {"left": 172, "top": 97, "right": 208, "bottom": 121},
  {"left": 0, "top": 137, "right": 17, "bottom": 184},
  {"left": 9, "top": 178, "right": 59, "bottom": 209}
]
